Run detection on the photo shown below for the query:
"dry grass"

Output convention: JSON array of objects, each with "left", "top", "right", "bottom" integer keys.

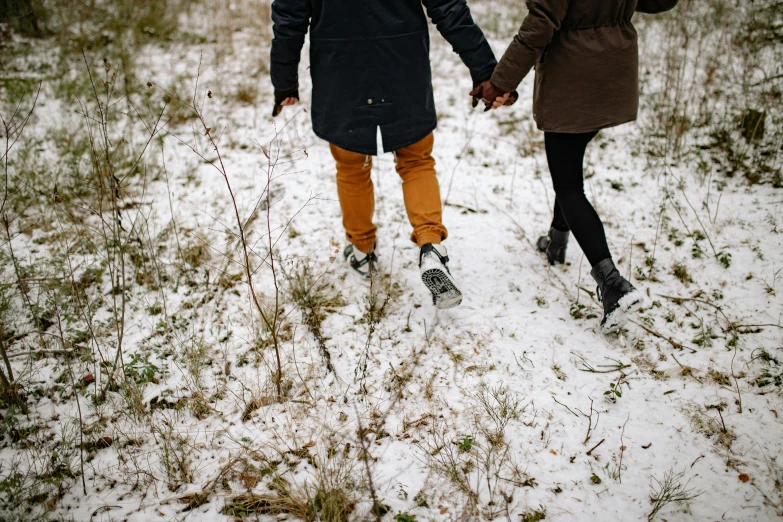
[
  {"left": 0, "top": 1, "right": 781, "bottom": 520},
  {"left": 222, "top": 492, "right": 315, "bottom": 520}
]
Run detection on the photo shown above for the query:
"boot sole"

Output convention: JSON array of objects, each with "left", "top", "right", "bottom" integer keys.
[
  {"left": 601, "top": 289, "right": 645, "bottom": 334},
  {"left": 421, "top": 268, "right": 463, "bottom": 309}
]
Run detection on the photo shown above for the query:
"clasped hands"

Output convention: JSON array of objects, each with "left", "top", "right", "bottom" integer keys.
[{"left": 470, "top": 79, "right": 518, "bottom": 111}]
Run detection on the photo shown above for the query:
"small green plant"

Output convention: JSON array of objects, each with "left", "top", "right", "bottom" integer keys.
[
  {"left": 672, "top": 263, "right": 693, "bottom": 284},
  {"left": 125, "top": 352, "right": 165, "bottom": 385},
  {"left": 691, "top": 325, "right": 714, "bottom": 348},
  {"left": 458, "top": 436, "right": 473, "bottom": 452},
  {"left": 520, "top": 506, "right": 546, "bottom": 522},
  {"left": 604, "top": 380, "right": 623, "bottom": 402},
  {"left": 668, "top": 228, "right": 684, "bottom": 247},
  {"left": 394, "top": 512, "right": 417, "bottom": 522},
  {"left": 570, "top": 302, "right": 597, "bottom": 320},
  {"left": 717, "top": 251, "right": 732, "bottom": 268},
  {"left": 756, "top": 369, "right": 782, "bottom": 389},
  {"left": 590, "top": 473, "right": 602, "bottom": 485}
]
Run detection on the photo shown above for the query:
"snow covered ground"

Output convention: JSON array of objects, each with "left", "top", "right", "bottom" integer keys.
[{"left": 1, "top": 2, "right": 782, "bottom": 521}]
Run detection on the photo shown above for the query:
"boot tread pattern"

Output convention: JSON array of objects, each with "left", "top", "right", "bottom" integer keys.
[{"left": 421, "top": 268, "right": 462, "bottom": 309}]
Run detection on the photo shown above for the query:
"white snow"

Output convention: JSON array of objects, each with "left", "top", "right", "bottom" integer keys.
[{"left": 1, "top": 3, "right": 782, "bottom": 522}]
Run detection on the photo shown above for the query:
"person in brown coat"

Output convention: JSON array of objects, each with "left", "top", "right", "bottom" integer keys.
[{"left": 472, "top": 0, "right": 679, "bottom": 333}]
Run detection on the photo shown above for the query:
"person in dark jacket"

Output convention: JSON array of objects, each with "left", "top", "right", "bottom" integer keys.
[
  {"left": 270, "top": 0, "right": 500, "bottom": 309},
  {"left": 472, "top": 0, "right": 679, "bottom": 332}
]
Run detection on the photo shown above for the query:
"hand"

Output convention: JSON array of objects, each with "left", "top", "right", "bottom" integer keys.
[
  {"left": 469, "top": 80, "right": 518, "bottom": 111},
  {"left": 492, "top": 90, "right": 519, "bottom": 109},
  {"left": 272, "top": 88, "right": 299, "bottom": 117}
]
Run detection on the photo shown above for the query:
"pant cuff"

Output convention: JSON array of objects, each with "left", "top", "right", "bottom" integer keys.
[{"left": 413, "top": 232, "right": 445, "bottom": 248}]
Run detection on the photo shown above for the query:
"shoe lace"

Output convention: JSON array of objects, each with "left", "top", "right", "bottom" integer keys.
[{"left": 435, "top": 253, "right": 452, "bottom": 275}]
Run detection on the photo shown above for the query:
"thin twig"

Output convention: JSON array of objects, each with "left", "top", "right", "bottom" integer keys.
[
  {"left": 57, "top": 308, "right": 87, "bottom": 495},
  {"left": 552, "top": 396, "right": 580, "bottom": 417},
  {"left": 629, "top": 319, "right": 690, "bottom": 352},
  {"left": 586, "top": 438, "right": 605, "bottom": 456},
  {"left": 355, "top": 407, "right": 383, "bottom": 522},
  {"left": 183, "top": 55, "right": 285, "bottom": 397},
  {"left": 618, "top": 414, "right": 629, "bottom": 484}
]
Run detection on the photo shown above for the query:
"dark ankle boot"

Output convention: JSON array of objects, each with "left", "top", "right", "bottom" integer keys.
[
  {"left": 537, "top": 228, "right": 570, "bottom": 265},
  {"left": 590, "top": 258, "right": 644, "bottom": 333}
]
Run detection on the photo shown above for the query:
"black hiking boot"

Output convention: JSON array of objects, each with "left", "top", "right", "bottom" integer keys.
[
  {"left": 537, "top": 228, "right": 570, "bottom": 265},
  {"left": 344, "top": 243, "right": 377, "bottom": 278},
  {"left": 591, "top": 258, "right": 645, "bottom": 334}
]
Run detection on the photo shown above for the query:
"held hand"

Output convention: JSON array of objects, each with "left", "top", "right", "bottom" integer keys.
[
  {"left": 469, "top": 80, "right": 500, "bottom": 111},
  {"left": 272, "top": 88, "right": 299, "bottom": 117},
  {"left": 469, "top": 80, "right": 517, "bottom": 111},
  {"left": 493, "top": 90, "right": 519, "bottom": 109}
]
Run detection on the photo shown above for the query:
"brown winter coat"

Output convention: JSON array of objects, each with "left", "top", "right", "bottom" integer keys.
[{"left": 491, "top": 0, "right": 679, "bottom": 133}]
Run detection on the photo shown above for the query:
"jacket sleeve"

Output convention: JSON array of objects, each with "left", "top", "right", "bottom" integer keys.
[
  {"left": 636, "top": 0, "right": 679, "bottom": 14},
  {"left": 490, "top": 0, "right": 570, "bottom": 93},
  {"left": 422, "top": 0, "right": 497, "bottom": 84},
  {"left": 270, "top": 0, "right": 312, "bottom": 92}
]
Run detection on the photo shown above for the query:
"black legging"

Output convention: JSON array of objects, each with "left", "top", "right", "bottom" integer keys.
[{"left": 545, "top": 131, "right": 611, "bottom": 267}]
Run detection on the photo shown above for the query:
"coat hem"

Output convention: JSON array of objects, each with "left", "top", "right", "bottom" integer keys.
[
  {"left": 536, "top": 115, "right": 637, "bottom": 134},
  {"left": 314, "top": 123, "right": 438, "bottom": 156},
  {"left": 314, "top": 128, "right": 377, "bottom": 156},
  {"left": 382, "top": 124, "right": 437, "bottom": 153}
]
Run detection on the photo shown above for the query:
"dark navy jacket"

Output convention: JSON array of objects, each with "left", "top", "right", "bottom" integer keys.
[{"left": 271, "top": 0, "right": 497, "bottom": 155}]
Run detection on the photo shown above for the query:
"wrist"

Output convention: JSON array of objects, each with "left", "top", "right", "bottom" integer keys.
[{"left": 489, "top": 75, "right": 515, "bottom": 95}]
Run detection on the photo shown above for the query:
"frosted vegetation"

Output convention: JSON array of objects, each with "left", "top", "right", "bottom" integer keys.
[{"left": 0, "top": 1, "right": 781, "bottom": 521}]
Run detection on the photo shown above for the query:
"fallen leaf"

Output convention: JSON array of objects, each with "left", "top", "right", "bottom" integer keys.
[
  {"left": 739, "top": 473, "right": 750, "bottom": 483},
  {"left": 550, "top": 450, "right": 557, "bottom": 455},
  {"left": 440, "top": 507, "right": 448, "bottom": 514}
]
